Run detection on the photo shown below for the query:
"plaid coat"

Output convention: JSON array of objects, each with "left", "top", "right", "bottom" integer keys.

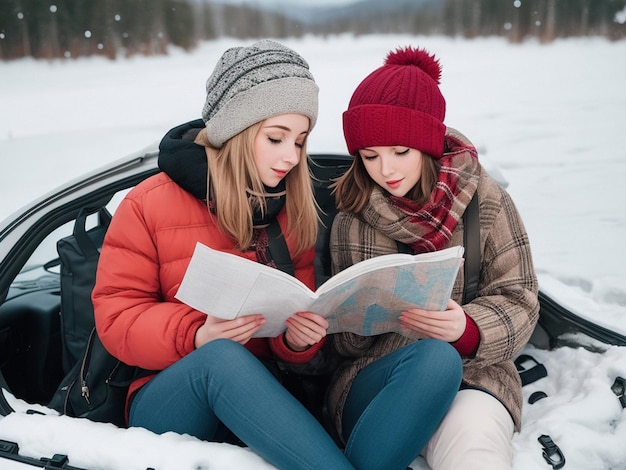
[{"left": 326, "top": 165, "right": 539, "bottom": 442}]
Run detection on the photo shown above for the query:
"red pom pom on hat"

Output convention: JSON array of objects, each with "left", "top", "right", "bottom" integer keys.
[
  {"left": 343, "top": 46, "right": 446, "bottom": 158},
  {"left": 384, "top": 46, "right": 442, "bottom": 83}
]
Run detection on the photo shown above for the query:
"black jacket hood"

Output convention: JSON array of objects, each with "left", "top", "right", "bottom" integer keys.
[{"left": 158, "top": 119, "right": 208, "bottom": 200}]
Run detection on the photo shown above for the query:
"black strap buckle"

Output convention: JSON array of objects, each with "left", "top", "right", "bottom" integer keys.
[
  {"left": 611, "top": 376, "right": 626, "bottom": 409},
  {"left": 538, "top": 434, "right": 566, "bottom": 469},
  {"left": 515, "top": 354, "right": 548, "bottom": 386},
  {"left": 528, "top": 390, "right": 548, "bottom": 404}
]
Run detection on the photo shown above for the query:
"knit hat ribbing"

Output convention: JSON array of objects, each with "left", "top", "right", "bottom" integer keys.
[
  {"left": 202, "top": 40, "right": 318, "bottom": 148},
  {"left": 342, "top": 46, "right": 446, "bottom": 158}
]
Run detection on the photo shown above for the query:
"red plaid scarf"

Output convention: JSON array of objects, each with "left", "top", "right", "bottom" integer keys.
[{"left": 360, "top": 130, "right": 480, "bottom": 254}]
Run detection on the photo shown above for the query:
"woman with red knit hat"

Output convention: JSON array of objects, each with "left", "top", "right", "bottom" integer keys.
[{"left": 326, "top": 46, "right": 539, "bottom": 469}]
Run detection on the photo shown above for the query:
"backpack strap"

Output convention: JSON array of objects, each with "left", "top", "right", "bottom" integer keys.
[
  {"left": 73, "top": 207, "right": 112, "bottom": 259},
  {"left": 265, "top": 219, "right": 295, "bottom": 277},
  {"left": 514, "top": 354, "right": 548, "bottom": 386},
  {"left": 462, "top": 193, "right": 480, "bottom": 304}
]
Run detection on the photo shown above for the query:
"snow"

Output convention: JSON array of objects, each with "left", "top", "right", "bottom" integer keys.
[{"left": 1, "top": 34, "right": 625, "bottom": 469}]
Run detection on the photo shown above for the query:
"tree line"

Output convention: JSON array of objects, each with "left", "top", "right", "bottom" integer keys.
[{"left": 1, "top": 0, "right": 624, "bottom": 61}]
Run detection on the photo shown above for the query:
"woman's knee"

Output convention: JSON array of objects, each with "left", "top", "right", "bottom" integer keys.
[
  {"left": 403, "top": 339, "right": 463, "bottom": 384},
  {"left": 190, "top": 339, "right": 252, "bottom": 370},
  {"left": 208, "top": 338, "right": 273, "bottom": 375},
  {"left": 154, "top": 339, "right": 278, "bottom": 397},
  {"left": 423, "top": 390, "right": 514, "bottom": 470},
  {"left": 194, "top": 338, "right": 246, "bottom": 358}
]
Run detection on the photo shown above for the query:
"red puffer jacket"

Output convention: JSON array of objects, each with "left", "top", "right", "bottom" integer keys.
[{"left": 92, "top": 171, "right": 321, "bottom": 421}]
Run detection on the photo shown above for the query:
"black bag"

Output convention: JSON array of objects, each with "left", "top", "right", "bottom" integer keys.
[
  {"left": 49, "top": 207, "right": 149, "bottom": 427},
  {"left": 48, "top": 327, "right": 146, "bottom": 428},
  {"left": 57, "top": 207, "right": 111, "bottom": 374}
]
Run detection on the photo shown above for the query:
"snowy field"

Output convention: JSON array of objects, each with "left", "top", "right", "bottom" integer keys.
[{"left": 1, "top": 34, "right": 625, "bottom": 469}]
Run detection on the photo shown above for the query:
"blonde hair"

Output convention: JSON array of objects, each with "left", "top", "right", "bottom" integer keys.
[
  {"left": 332, "top": 151, "right": 440, "bottom": 214},
  {"left": 196, "top": 124, "right": 318, "bottom": 254}
]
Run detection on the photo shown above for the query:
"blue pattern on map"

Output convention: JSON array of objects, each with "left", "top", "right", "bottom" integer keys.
[
  {"left": 363, "top": 303, "right": 388, "bottom": 335},
  {"left": 394, "top": 268, "right": 420, "bottom": 296}
]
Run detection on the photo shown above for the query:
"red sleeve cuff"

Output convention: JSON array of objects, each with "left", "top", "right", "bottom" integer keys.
[
  {"left": 451, "top": 313, "right": 480, "bottom": 357},
  {"left": 268, "top": 334, "right": 325, "bottom": 364}
]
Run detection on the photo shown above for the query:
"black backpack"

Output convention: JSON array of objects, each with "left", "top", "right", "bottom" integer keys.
[
  {"left": 55, "top": 208, "right": 111, "bottom": 374},
  {"left": 47, "top": 208, "right": 149, "bottom": 427}
]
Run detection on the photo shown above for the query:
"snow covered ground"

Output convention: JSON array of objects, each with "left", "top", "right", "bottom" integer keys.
[{"left": 1, "top": 34, "right": 625, "bottom": 469}]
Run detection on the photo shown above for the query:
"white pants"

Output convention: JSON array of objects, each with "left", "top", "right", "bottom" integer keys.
[{"left": 421, "top": 389, "right": 515, "bottom": 470}]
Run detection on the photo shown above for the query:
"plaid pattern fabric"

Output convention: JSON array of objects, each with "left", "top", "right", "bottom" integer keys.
[{"left": 326, "top": 129, "right": 539, "bottom": 440}]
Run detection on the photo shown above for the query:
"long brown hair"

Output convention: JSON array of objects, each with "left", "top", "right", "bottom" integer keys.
[
  {"left": 196, "top": 124, "right": 318, "bottom": 254},
  {"left": 332, "top": 151, "right": 440, "bottom": 214}
]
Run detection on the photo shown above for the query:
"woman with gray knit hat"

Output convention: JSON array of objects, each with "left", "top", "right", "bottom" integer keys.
[
  {"left": 92, "top": 40, "right": 354, "bottom": 469},
  {"left": 327, "top": 46, "right": 539, "bottom": 469}
]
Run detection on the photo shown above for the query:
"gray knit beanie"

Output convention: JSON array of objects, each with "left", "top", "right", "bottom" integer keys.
[{"left": 202, "top": 39, "right": 319, "bottom": 148}]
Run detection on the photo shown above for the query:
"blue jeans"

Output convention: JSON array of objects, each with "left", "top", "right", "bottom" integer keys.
[
  {"left": 342, "top": 339, "right": 463, "bottom": 470},
  {"left": 130, "top": 339, "right": 353, "bottom": 470}
]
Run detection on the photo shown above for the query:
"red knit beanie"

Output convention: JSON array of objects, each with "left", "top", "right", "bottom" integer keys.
[{"left": 343, "top": 46, "right": 446, "bottom": 158}]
